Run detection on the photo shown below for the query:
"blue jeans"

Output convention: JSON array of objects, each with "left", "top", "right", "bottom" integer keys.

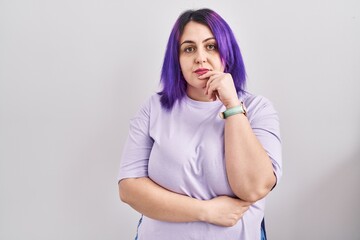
[
  {"left": 261, "top": 218, "right": 267, "bottom": 240},
  {"left": 135, "top": 216, "right": 267, "bottom": 240}
]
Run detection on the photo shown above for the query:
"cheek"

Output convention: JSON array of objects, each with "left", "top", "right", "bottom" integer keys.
[
  {"left": 220, "top": 63, "right": 225, "bottom": 72},
  {"left": 179, "top": 56, "right": 190, "bottom": 70},
  {"left": 217, "top": 57, "right": 225, "bottom": 71},
  {"left": 209, "top": 54, "right": 224, "bottom": 71},
  {"left": 218, "top": 61, "right": 225, "bottom": 72},
  {"left": 179, "top": 58, "right": 193, "bottom": 79},
  {"left": 178, "top": 58, "right": 188, "bottom": 81}
]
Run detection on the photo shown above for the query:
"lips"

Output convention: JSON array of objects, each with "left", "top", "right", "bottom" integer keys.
[{"left": 194, "top": 68, "right": 209, "bottom": 75}]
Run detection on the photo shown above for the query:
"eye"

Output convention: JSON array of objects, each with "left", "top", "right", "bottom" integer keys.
[
  {"left": 206, "top": 44, "right": 217, "bottom": 51},
  {"left": 184, "top": 46, "right": 195, "bottom": 53}
]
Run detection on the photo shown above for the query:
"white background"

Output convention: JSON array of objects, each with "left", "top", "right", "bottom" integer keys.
[{"left": 1, "top": 0, "right": 359, "bottom": 239}]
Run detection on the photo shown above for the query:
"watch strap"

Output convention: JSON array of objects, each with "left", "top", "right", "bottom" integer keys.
[{"left": 219, "top": 102, "right": 246, "bottom": 119}]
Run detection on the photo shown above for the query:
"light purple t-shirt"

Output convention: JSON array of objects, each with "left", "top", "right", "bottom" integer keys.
[{"left": 118, "top": 92, "right": 282, "bottom": 240}]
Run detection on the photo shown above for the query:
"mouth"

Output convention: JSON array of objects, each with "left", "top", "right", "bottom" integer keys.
[{"left": 194, "top": 68, "right": 209, "bottom": 75}]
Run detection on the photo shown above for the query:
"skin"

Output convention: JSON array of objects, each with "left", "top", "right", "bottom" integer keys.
[
  {"left": 119, "top": 177, "right": 250, "bottom": 227},
  {"left": 119, "top": 21, "right": 275, "bottom": 227},
  {"left": 178, "top": 21, "right": 225, "bottom": 102},
  {"left": 180, "top": 22, "right": 276, "bottom": 202}
]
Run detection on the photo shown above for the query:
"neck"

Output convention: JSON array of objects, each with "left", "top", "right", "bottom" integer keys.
[{"left": 186, "top": 88, "right": 213, "bottom": 102}]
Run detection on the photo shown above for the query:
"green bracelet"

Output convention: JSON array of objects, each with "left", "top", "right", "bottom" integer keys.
[{"left": 219, "top": 102, "right": 247, "bottom": 119}]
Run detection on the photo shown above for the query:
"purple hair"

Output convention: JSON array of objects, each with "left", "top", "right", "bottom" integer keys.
[{"left": 159, "top": 8, "right": 246, "bottom": 110}]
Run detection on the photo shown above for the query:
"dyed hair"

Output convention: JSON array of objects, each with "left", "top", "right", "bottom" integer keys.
[{"left": 159, "top": 8, "right": 246, "bottom": 110}]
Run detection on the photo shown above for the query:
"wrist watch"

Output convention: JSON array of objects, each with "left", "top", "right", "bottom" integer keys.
[{"left": 219, "top": 102, "right": 247, "bottom": 119}]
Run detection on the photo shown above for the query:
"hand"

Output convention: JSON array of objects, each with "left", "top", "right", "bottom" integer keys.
[
  {"left": 199, "top": 71, "right": 240, "bottom": 108},
  {"left": 201, "top": 196, "right": 251, "bottom": 227}
]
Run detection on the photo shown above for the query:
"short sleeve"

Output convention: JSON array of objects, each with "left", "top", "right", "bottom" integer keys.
[
  {"left": 245, "top": 95, "right": 283, "bottom": 185},
  {"left": 117, "top": 99, "right": 154, "bottom": 182}
]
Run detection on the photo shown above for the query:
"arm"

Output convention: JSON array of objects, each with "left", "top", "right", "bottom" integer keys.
[
  {"left": 224, "top": 105, "right": 276, "bottom": 202},
  {"left": 119, "top": 177, "right": 251, "bottom": 227},
  {"left": 202, "top": 72, "right": 278, "bottom": 202},
  {"left": 119, "top": 96, "right": 251, "bottom": 226}
]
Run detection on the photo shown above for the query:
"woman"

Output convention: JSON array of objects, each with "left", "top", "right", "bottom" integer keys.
[{"left": 118, "top": 8, "right": 282, "bottom": 240}]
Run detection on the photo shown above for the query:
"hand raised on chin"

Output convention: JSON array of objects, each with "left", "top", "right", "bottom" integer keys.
[{"left": 199, "top": 71, "right": 240, "bottom": 108}]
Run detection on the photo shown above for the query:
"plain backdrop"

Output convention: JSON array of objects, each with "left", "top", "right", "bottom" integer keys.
[{"left": 1, "top": 0, "right": 359, "bottom": 239}]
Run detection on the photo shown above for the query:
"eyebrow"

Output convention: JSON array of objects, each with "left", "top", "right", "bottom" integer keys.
[{"left": 180, "top": 37, "right": 216, "bottom": 46}]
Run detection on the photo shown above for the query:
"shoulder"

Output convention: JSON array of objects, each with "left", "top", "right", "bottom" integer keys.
[
  {"left": 133, "top": 93, "right": 162, "bottom": 120},
  {"left": 241, "top": 91, "right": 273, "bottom": 110},
  {"left": 240, "top": 91, "right": 279, "bottom": 123}
]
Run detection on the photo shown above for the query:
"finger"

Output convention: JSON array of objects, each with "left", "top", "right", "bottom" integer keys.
[
  {"left": 210, "top": 91, "right": 217, "bottom": 101},
  {"left": 206, "top": 73, "right": 229, "bottom": 92},
  {"left": 205, "top": 74, "right": 222, "bottom": 95},
  {"left": 204, "top": 77, "right": 214, "bottom": 95},
  {"left": 207, "top": 82, "right": 220, "bottom": 100},
  {"left": 205, "top": 78, "right": 215, "bottom": 95},
  {"left": 198, "top": 70, "right": 220, "bottom": 79},
  {"left": 205, "top": 78, "right": 215, "bottom": 96}
]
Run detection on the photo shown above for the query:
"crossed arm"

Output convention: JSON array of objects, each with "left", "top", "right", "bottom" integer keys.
[
  {"left": 119, "top": 177, "right": 251, "bottom": 227},
  {"left": 119, "top": 73, "right": 280, "bottom": 226},
  {"left": 118, "top": 103, "right": 277, "bottom": 227}
]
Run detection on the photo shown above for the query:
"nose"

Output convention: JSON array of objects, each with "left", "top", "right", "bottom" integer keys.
[{"left": 195, "top": 49, "right": 207, "bottom": 64}]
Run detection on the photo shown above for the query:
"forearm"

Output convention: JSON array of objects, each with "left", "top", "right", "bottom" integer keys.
[
  {"left": 119, "top": 177, "right": 205, "bottom": 223},
  {"left": 224, "top": 112, "right": 276, "bottom": 202},
  {"left": 119, "top": 177, "right": 252, "bottom": 227}
]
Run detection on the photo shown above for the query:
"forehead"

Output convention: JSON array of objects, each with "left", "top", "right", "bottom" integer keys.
[{"left": 180, "top": 21, "right": 214, "bottom": 42}]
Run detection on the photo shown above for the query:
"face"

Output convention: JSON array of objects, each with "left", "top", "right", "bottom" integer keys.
[{"left": 179, "top": 21, "right": 224, "bottom": 101}]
